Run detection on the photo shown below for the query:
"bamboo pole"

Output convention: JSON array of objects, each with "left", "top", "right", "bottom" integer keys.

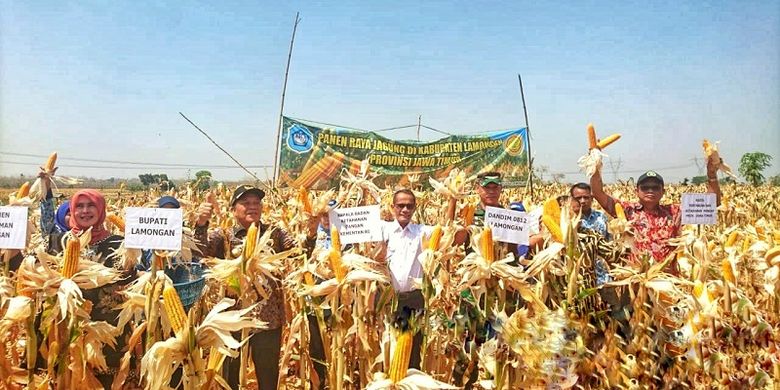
[{"left": 272, "top": 12, "right": 301, "bottom": 184}]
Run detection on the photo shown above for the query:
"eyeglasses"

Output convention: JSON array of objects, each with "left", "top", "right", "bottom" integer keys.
[
  {"left": 639, "top": 184, "right": 663, "bottom": 192},
  {"left": 393, "top": 203, "right": 416, "bottom": 210}
]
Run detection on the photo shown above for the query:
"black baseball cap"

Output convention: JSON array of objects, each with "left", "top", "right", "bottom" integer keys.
[
  {"left": 231, "top": 184, "right": 266, "bottom": 206},
  {"left": 478, "top": 172, "right": 502, "bottom": 186},
  {"left": 637, "top": 171, "right": 664, "bottom": 186}
]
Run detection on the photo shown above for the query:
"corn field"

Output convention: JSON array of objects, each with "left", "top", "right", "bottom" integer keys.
[{"left": 0, "top": 154, "right": 778, "bottom": 390}]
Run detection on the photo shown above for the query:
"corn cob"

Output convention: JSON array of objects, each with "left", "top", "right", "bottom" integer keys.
[
  {"left": 721, "top": 259, "right": 736, "bottom": 284},
  {"left": 61, "top": 237, "right": 80, "bottom": 279},
  {"left": 153, "top": 252, "right": 165, "bottom": 270},
  {"left": 542, "top": 215, "right": 563, "bottom": 243},
  {"left": 298, "top": 187, "right": 313, "bottom": 214},
  {"left": 44, "top": 152, "right": 57, "bottom": 172},
  {"left": 596, "top": 134, "right": 621, "bottom": 150},
  {"left": 773, "top": 230, "right": 780, "bottom": 246},
  {"left": 614, "top": 202, "right": 626, "bottom": 221},
  {"left": 303, "top": 271, "right": 315, "bottom": 286},
  {"left": 741, "top": 236, "right": 753, "bottom": 253},
  {"left": 294, "top": 152, "right": 345, "bottom": 189},
  {"left": 243, "top": 222, "right": 258, "bottom": 259},
  {"left": 16, "top": 181, "right": 31, "bottom": 198},
  {"left": 348, "top": 158, "right": 363, "bottom": 174},
  {"left": 162, "top": 285, "right": 187, "bottom": 334},
  {"left": 587, "top": 123, "right": 597, "bottom": 149},
  {"left": 299, "top": 143, "right": 324, "bottom": 175},
  {"left": 331, "top": 226, "right": 341, "bottom": 251},
  {"left": 106, "top": 213, "right": 125, "bottom": 232},
  {"left": 725, "top": 231, "right": 741, "bottom": 248},
  {"left": 16, "top": 272, "right": 31, "bottom": 298},
  {"left": 427, "top": 224, "right": 443, "bottom": 251},
  {"left": 481, "top": 227, "right": 494, "bottom": 263},
  {"left": 389, "top": 330, "right": 412, "bottom": 383},
  {"left": 462, "top": 203, "right": 476, "bottom": 226},
  {"left": 328, "top": 247, "right": 347, "bottom": 282},
  {"left": 542, "top": 197, "right": 561, "bottom": 223}
]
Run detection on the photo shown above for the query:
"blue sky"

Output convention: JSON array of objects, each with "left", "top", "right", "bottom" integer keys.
[{"left": 1, "top": 1, "right": 778, "bottom": 183}]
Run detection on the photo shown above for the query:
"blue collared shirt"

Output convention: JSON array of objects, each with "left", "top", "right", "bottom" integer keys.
[{"left": 579, "top": 210, "right": 612, "bottom": 285}]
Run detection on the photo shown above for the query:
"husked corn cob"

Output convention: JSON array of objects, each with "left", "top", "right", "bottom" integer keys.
[
  {"left": 243, "top": 222, "right": 258, "bottom": 259},
  {"left": 329, "top": 248, "right": 347, "bottom": 282},
  {"left": 388, "top": 331, "right": 412, "bottom": 383},
  {"left": 614, "top": 202, "right": 626, "bottom": 221},
  {"left": 16, "top": 273, "right": 31, "bottom": 298},
  {"left": 331, "top": 226, "right": 341, "bottom": 251},
  {"left": 44, "top": 152, "right": 57, "bottom": 172},
  {"left": 298, "top": 187, "right": 313, "bottom": 214},
  {"left": 543, "top": 197, "right": 561, "bottom": 223},
  {"left": 61, "top": 237, "right": 80, "bottom": 279},
  {"left": 106, "top": 213, "right": 125, "bottom": 232},
  {"left": 16, "top": 181, "right": 31, "bottom": 198},
  {"left": 721, "top": 258, "right": 736, "bottom": 284},
  {"left": 294, "top": 152, "right": 345, "bottom": 189},
  {"left": 725, "top": 231, "right": 741, "bottom": 248},
  {"left": 542, "top": 215, "right": 563, "bottom": 243},
  {"left": 462, "top": 203, "right": 476, "bottom": 226},
  {"left": 587, "top": 123, "right": 597, "bottom": 150},
  {"left": 162, "top": 285, "right": 187, "bottom": 334},
  {"left": 481, "top": 227, "right": 494, "bottom": 263},
  {"left": 427, "top": 224, "right": 443, "bottom": 250},
  {"left": 596, "top": 134, "right": 621, "bottom": 150}
]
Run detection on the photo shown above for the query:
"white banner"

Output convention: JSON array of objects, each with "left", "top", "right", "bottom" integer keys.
[
  {"left": 0, "top": 206, "right": 28, "bottom": 249},
  {"left": 328, "top": 205, "right": 382, "bottom": 245},
  {"left": 484, "top": 206, "right": 529, "bottom": 245},
  {"left": 681, "top": 193, "right": 717, "bottom": 225},
  {"left": 124, "top": 207, "right": 183, "bottom": 250}
]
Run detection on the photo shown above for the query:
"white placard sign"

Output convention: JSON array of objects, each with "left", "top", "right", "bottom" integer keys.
[
  {"left": 681, "top": 193, "right": 717, "bottom": 225},
  {"left": 484, "top": 206, "right": 529, "bottom": 245},
  {"left": 328, "top": 205, "right": 382, "bottom": 245},
  {"left": 124, "top": 207, "right": 183, "bottom": 250},
  {"left": 0, "top": 206, "right": 28, "bottom": 249}
]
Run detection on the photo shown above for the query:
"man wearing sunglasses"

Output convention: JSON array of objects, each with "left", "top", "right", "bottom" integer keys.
[{"left": 590, "top": 157, "right": 721, "bottom": 272}]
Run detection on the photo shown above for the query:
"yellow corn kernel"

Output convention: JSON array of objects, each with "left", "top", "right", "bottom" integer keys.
[
  {"left": 427, "top": 224, "right": 443, "bottom": 251},
  {"left": 481, "top": 227, "right": 494, "bottom": 263},
  {"left": 61, "top": 237, "right": 80, "bottom": 279},
  {"left": 298, "top": 187, "right": 313, "bottom": 214},
  {"left": 596, "top": 133, "right": 621, "bottom": 150},
  {"left": 162, "top": 285, "right": 187, "bottom": 334},
  {"left": 16, "top": 181, "right": 31, "bottom": 198},
  {"left": 328, "top": 248, "right": 347, "bottom": 282},
  {"left": 243, "top": 222, "right": 258, "bottom": 259},
  {"left": 614, "top": 202, "right": 626, "bottom": 221},
  {"left": 44, "top": 152, "right": 57, "bottom": 171},
  {"left": 15, "top": 273, "right": 31, "bottom": 298},
  {"left": 389, "top": 331, "right": 412, "bottom": 383},
  {"left": 303, "top": 271, "right": 315, "bottom": 286},
  {"left": 587, "top": 123, "right": 597, "bottom": 149},
  {"left": 542, "top": 215, "right": 563, "bottom": 243},
  {"left": 741, "top": 236, "right": 753, "bottom": 253},
  {"left": 331, "top": 226, "right": 341, "bottom": 251},
  {"left": 106, "top": 213, "right": 125, "bottom": 232}
]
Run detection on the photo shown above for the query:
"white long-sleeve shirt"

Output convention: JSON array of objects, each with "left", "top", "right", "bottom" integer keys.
[{"left": 381, "top": 220, "right": 432, "bottom": 293}]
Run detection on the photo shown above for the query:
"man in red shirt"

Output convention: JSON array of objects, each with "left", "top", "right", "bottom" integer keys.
[{"left": 589, "top": 156, "right": 722, "bottom": 268}]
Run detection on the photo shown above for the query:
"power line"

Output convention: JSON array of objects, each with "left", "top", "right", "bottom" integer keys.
[
  {"left": 0, "top": 160, "right": 271, "bottom": 170},
  {"left": 0, "top": 151, "right": 272, "bottom": 169}
]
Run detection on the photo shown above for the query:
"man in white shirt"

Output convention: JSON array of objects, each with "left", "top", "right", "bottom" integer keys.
[{"left": 381, "top": 188, "right": 431, "bottom": 369}]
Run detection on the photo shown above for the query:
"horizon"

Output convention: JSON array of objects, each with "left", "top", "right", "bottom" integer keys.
[{"left": 2, "top": 2, "right": 778, "bottom": 183}]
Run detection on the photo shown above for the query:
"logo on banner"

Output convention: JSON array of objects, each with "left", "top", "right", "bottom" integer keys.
[
  {"left": 504, "top": 134, "right": 525, "bottom": 156},
  {"left": 287, "top": 124, "right": 314, "bottom": 154}
]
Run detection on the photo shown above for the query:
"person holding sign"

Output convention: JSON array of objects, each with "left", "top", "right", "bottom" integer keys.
[
  {"left": 590, "top": 155, "right": 722, "bottom": 272},
  {"left": 194, "top": 184, "right": 306, "bottom": 390},
  {"left": 381, "top": 189, "right": 432, "bottom": 370}
]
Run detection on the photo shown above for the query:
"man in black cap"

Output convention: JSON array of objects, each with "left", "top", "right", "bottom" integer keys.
[
  {"left": 589, "top": 156, "right": 721, "bottom": 272},
  {"left": 194, "top": 184, "right": 296, "bottom": 390}
]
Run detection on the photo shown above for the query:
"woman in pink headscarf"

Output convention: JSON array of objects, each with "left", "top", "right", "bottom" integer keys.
[{"left": 47, "top": 189, "right": 135, "bottom": 387}]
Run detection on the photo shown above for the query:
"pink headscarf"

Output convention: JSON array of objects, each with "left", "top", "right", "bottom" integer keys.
[{"left": 69, "top": 189, "right": 111, "bottom": 245}]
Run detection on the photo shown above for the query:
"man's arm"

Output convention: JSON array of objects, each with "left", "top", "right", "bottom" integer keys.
[
  {"left": 590, "top": 168, "right": 617, "bottom": 217},
  {"left": 705, "top": 154, "right": 723, "bottom": 206}
]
